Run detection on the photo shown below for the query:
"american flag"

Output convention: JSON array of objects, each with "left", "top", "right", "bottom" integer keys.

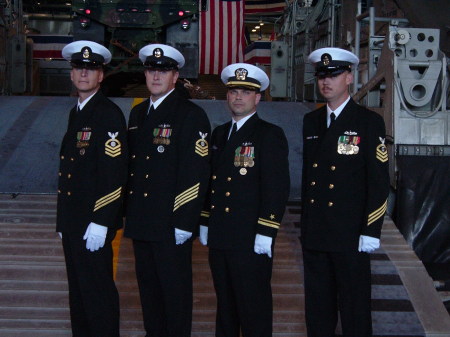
[
  {"left": 28, "top": 35, "right": 73, "bottom": 59},
  {"left": 199, "top": 0, "right": 245, "bottom": 75}
]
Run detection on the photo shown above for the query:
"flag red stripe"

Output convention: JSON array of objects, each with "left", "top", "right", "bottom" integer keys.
[{"left": 199, "top": 0, "right": 244, "bottom": 75}]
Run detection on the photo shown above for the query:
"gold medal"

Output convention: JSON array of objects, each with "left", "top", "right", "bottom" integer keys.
[
  {"left": 248, "top": 159, "right": 255, "bottom": 167},
  {"left": 239, "top": 168, "right": 247, "bottom": 175}
]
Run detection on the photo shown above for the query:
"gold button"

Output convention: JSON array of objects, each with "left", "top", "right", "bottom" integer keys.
[
  {"left": 212, "top": 175, "right": 217, "bottom": 180},
  {"left": 67, "top": 174, "right": 71, "bottom": 178},
  {"left": 329, "top": 184, "right": 334, "bottom": 189},
  {"left": 227, "top": 177, "right": 232, "bottom": 181},
  {"left": 144, "top": 193, "right": 148, "bottom": 197},
  {"left": 60, "top": 156, "right": 65, "bottom": 160},
  {"left": 313, "top": 163, "right": 318, "bottom": 168},
  {"left": 211, "top": 190, "right": 215, "bottom": 194},
  {"left": 67, "top": 191, "right": 71, "bottom": 196},
  {"left": 145, "top": 174, "right": 149, "bottom": 179},
  {"left": 225, "top": 192, "right": 230, "bottom": 197},
  {"left": 310, "top": 199, "right": 314, "bottom": 203},
  {"left": 130, "top": 173, "right": 134, "bottom": 176},
  {"left": 129, "top": 191, "right": 133, "bottom": 194},
  {"left": 146, "top": 156, "right": 150, "bottom": 160},
  {"left": 58, "top": 190, "right": 61, "bottom": 194},
  {"left": 310, "top": 181, "right": 316, "bottom": 186},
  {"left": 58, "top": 172, "right": 61, "bottom": 176},
  {"left": 70, "top": 158, "right": 74, "bottom": 161},
  {"left": 330, "top": 166, "right": 336, "bottom": 171},
  {"left": 211, "top": 205, "right": 215, "bottom": 209},
  {"left": 132, "top": 155, "right": 136, "bottom": 159},
  {"left": 225, "top": 207, "right": 230, "bottom": 212},
  {"left": 328, "top": 202, "right": 334, "bottom": 207}
]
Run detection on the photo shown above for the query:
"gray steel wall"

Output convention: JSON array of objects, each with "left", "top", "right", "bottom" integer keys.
[{"left": 0, "top": 96, "right": 311, "bottom": 200}]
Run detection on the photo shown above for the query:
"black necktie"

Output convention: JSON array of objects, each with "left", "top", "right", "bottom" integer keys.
[
  {"left": 147, "top": 104, "right": 155, "bottom": 115},
  {"left": 228, "top": 123, "right": 237, "bottom": 141},
  {"left": 329, "top": 112, "right": 336, "bottom": 128}
]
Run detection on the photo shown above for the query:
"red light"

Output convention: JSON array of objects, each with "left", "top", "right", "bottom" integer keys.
[
  {"left": 85, "top": 9, "right": 91, "bottom": 14},
  {"left": 178, "top": 11, "right": 184, "bottom": 16}
]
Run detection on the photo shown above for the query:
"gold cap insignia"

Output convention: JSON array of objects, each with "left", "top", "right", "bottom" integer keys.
[
  {"left": 153, "top": 48, "right": 163, "bottom": 58},
  {"left": 82, "top": 48, "right": 90, "bottom": 59},
  {"left": 235, "top": 68, "right": 248, "bottom": 81},
  {"left": 321, "top": 53, "right": 331, "bottom": 65}
]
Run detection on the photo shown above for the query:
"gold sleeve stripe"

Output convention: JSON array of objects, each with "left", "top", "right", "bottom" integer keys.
[
  {"left": 94, "top": 187, "right": 122, "bottom": 212},
  {"left": 201, "top": 211, "right": 210, "bottom": 218},
  {"left": 367, "top": 200, "right": 387, "bottom": 225},
  {"left": 258, "top": 217, "right": 280, "bottom": 229},
  {"left": 173, "top": 183, "right": 200, "bottom": 211}
]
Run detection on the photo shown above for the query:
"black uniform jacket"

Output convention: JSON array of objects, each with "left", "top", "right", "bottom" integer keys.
[
  {"left": 301, "top": 98, "right": 390, "bottom": 252},
  {"left": 124, "top": 90, "right": 211, "bottom": 242},
  {"left": 56, "top": 90, "right": 128, "bottom": 235},
  {"left": 201, "top": 113, "right": 290, "bottom": 251}
]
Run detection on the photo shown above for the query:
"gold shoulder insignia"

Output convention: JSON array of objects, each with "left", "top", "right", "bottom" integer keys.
[
  {"left": 105, "top": 132, "right": 122, "bottom": 157},
  {"left": 376, "top": 137, "right": 388, "bottom": 162},
  {"left": 195, "top": 132, "right": 208, "bottom": 157}
]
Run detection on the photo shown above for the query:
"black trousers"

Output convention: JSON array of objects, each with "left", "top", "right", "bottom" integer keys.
[
  {"left": 62, "top": 229, "right": 119, "bottom": 337},
  {"left": 302, "top": 249, "right": 372, "bottom": 337},
  {"left": 209, "top": 248, "right": 273, "bottom": 337},
  {"left": 133, "top": 239, "right": 193, "bottom": 337}
]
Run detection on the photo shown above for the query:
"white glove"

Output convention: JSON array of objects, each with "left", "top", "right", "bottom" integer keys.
[
  {"left": 83, "top": 222, "right": 108, "bottom": 252},
  {"left": 358, "top": 235, "right": 380, "bottom": 253},
  {"left": 254, "top": 234, "right": 273, "bottom": 258},
  {"left": 199, "top": 225, "right": 208, "bottom": 246},
  {"left": 58, "top": 232, "right": 62, "bottom": 239},
  {"left": 175, "top": 228, "right": 192, "bottom": 245}
]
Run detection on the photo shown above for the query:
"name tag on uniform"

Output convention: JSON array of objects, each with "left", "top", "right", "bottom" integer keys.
[{"left": 306, "top": 136, "right": 319, "bottom": 140}]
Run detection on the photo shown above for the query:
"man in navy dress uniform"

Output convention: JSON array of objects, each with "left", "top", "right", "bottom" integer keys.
[
  {"left": 301, "top": 47, "right": 390, "bottom": 337},
  {"left": 57, "top": 40, "right": 128, "bottom": 337},
  {"left": 124, "top": 44, "right": 211, "bottom": 337},
  {"left": 199, "top": 63, "right": 290, "bottom": 337}
]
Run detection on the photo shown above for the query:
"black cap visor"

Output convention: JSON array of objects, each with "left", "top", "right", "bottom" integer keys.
[
  {"left": 71, "top": 60, "right": 104, "bottom": 69},
  {"left": 70, "top": 51, "right": 105, "bottom": 69},
  {"left": 144, "top": 56, "right": 179, "bottom": 70},
  {"left": 315, "top": 60, "right": 352, "bottom": 77}
]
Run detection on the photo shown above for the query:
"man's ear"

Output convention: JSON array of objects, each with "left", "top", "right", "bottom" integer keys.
[{"left": 346, "top": 71, "right": 354, "bottom": 85}]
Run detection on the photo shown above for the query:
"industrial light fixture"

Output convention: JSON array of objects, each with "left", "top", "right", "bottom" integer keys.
[
  {"left": 181, "top": 19, "right": 190, "bottom": 30},
  {"left": 80, "top": 16, "right": 90, "bottom": 28}
]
